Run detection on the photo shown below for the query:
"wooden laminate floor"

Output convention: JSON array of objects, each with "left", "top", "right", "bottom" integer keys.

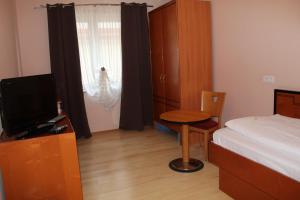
[{"left": 77, "top": 128, "right": 231, "bottom": 200}]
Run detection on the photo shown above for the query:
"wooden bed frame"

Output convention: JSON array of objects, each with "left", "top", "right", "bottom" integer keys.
[{"left": 209, "top": 89, "right": 300, "bottom": 200}]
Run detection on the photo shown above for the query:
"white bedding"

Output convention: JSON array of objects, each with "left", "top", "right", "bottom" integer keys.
[
  {"left": 213, "top": 127, "right": 300, "bottom": 182},
  {"left": 225, "top": 114, "right": 300, "bottom": 157}
]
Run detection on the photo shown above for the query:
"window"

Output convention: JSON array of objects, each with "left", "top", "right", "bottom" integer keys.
[{"left": 75, "top": 6, "right": 122, "bottom": 109}]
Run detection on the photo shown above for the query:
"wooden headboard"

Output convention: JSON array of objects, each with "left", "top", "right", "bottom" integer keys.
[{"left": 274, "top": 89, "right": 300, "bottom": 119}]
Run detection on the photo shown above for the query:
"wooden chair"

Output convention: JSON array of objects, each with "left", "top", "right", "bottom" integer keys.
[{"left": 189, "top": 91, "right": 226, "bottom": 160}]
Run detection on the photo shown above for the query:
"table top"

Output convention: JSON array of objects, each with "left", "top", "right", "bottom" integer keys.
[{"left": 160, "top": 110, "right": 210, "bottom": 123}]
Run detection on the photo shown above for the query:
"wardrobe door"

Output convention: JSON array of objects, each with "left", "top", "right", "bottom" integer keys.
[
  {"left": 177, "top": 0, "right": 212, "bottom": 110},
  {"left": 162, "top": 3, "right": 180, "bottom": 111},
  {"left": 149, "top": 10, "right": 166, "bottom": 120}
]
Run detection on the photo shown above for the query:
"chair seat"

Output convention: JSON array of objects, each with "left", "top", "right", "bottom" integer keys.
[{"left": 190, "top": 119, "right": 218, "bottom": 130}]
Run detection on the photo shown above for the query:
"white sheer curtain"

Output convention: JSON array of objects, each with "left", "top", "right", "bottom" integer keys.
[{"left": 75, "top": 6, "right": 122, "bottom": 110}]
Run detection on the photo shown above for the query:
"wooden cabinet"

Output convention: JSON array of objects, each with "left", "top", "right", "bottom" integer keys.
[
  {"left": 0, "top": 118, "right": 83, "bottom": 200},
  {"left": 162, "top": 3, "right": 180, "bottom": 110},
  {"left": 149, "top": 10, "right": 166, "bottom": 121},
  {"left": 149, "top": 0, "right": 212, "bottom": 143},
  {"left": 150, "top": 2, "right": 180, "bottom": 118}
]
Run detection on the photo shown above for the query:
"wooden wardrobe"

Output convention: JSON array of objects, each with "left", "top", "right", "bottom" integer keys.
[{"left": 149, "top": 0, "right": 212, "bottom": 144}]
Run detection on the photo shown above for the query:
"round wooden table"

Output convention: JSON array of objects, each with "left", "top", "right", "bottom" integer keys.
[{"left": 160, "top": 110, "right": 210, "bottom": 173}]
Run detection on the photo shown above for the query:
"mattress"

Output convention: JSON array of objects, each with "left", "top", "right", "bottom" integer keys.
[
  {"left": 225, "top": 114, "right": 300, "bottom": 157},
  {"left": 213, "top": 127, "right": 300, "bottom": 182}
]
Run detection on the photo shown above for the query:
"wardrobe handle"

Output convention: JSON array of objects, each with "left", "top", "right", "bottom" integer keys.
[
  {"left": 159, "top": 74, "right": 163, "bottom": 82},
  {"left": 163, "top": 74, "right": 166, "bottom": 81}
]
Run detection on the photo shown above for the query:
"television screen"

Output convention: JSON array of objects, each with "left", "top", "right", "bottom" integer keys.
[{"left": 0, "top": 74, "right": 58, "bottom": 136}]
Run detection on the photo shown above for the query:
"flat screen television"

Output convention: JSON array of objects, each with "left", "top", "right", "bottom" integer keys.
[{"left": 0, "top": 74, "right": 58, "bottom": 136}]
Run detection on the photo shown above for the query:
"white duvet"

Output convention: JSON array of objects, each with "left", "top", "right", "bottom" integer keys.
[{"left": 225, "top": 114, "right": 300, "bottom": 157}]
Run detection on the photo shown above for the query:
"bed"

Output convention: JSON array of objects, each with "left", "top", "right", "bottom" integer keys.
[{"left": 209, "top": 89, "right": 300, "bottom": 200}]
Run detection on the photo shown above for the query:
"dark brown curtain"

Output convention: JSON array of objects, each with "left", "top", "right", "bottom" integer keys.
[
  {"left": 120, "top": 3, "right": 153, "bottom": 131},
  {"left": 47, "top": 3, "right": 91, "bottom": 138}
]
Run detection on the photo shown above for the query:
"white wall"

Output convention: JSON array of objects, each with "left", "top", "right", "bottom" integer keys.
[
  {"left": 14, "top": 0, "right": 169, "bottom": 132},
  {"left": 212, "top": 0, "right": 300, "bottom": 123},
  {"left": 0, "top": 0, "right": 19, "bottom": 79},
  {"left": 0, "top": 0, "right": 19, "bottom": 132}
]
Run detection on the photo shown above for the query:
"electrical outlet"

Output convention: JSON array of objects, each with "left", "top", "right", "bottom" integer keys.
[{"left": 262, "top": 75, "right": 275, "bottom": 83}]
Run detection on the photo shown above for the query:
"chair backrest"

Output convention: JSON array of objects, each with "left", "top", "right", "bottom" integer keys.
[{"left": 201, "top": 91, "right": 226, "bottom": 125}]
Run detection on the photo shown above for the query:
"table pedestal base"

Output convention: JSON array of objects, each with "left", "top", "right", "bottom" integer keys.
[{"left": 169, "top": 158, "right": 204, "bottom": 173}]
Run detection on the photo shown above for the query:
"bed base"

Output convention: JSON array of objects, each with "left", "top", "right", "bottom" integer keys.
[{"left": 209, "top": 142, "right": 300, "bottom": 200}]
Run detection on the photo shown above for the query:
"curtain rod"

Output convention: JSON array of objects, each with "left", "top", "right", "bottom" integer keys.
[{"left": 34, "top": 3, "right": 153, "bottom": 9}]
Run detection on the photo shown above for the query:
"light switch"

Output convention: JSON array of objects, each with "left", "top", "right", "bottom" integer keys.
[{"left": 262, "top": 75, "right": 275, "bottom": 83}]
